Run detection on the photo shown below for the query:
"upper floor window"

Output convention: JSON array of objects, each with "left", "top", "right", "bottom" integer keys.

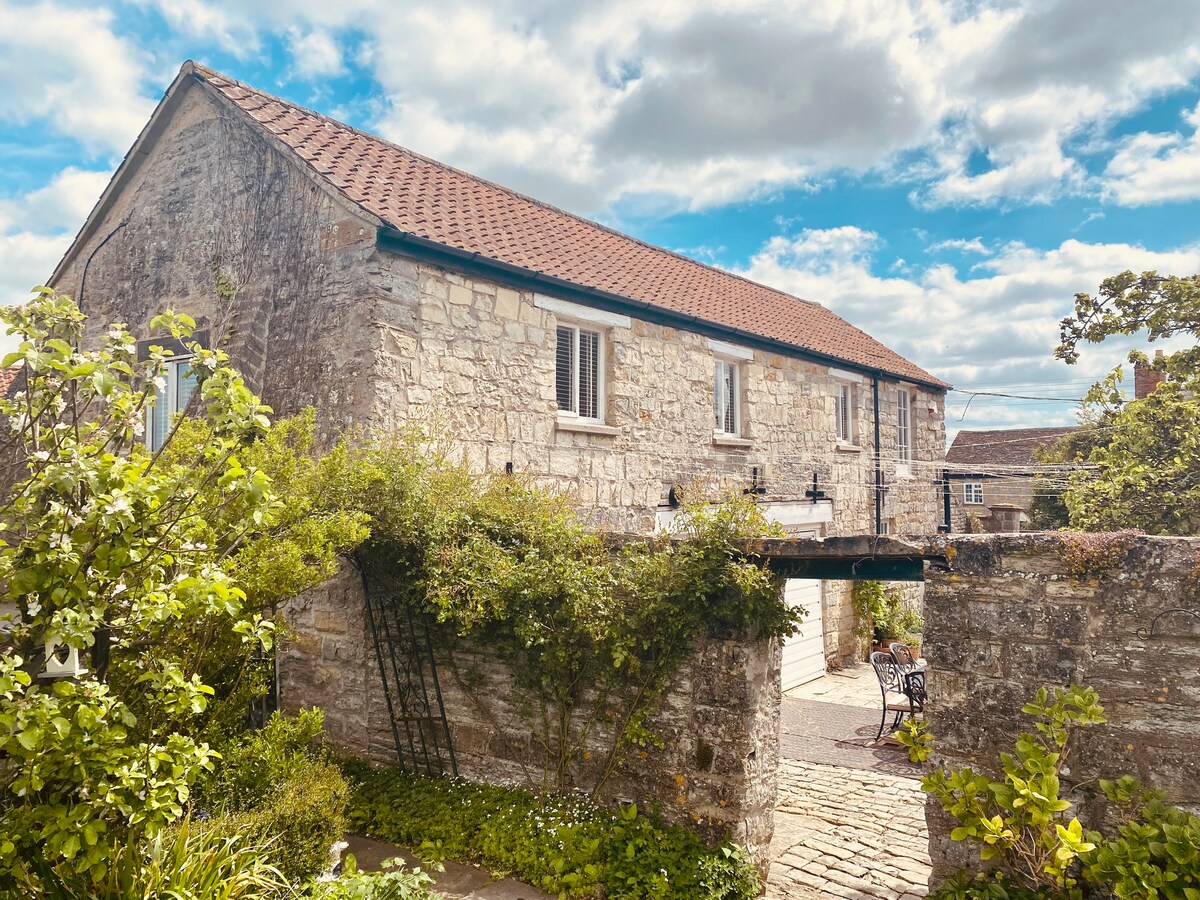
[
  {"left": 964, "top": 482, "right": 984, "bottom": 504},
  {"left": 147, "top": 356, "right": 198, "bottom": 451},
  {"left": 556, "top": 324, "right": 603, "bottom": 421},
  {"left": 897, "top": 389, "right": 912, "bottom": 467},
  {"left": 835, "top": 382, "right": 854, "bottom": 444},
  {"left": 713, "top": 359, "right": 741, "bottom": 435}
]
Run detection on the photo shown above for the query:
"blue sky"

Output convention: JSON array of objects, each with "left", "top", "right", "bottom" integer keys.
[{"left": 3, "top": 0, "right": 1200, "bottom": 438}]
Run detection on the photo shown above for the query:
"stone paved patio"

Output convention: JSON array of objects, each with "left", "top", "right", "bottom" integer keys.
[{"left": 767, "top": 680, "right": 931, "bottom": 900}]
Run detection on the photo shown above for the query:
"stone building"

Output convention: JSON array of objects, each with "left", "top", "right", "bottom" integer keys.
[
  {"left": 51, "top": 62, "right": 948, "bottom": 709},
  {"left": 945, "top": 427, "right": 1076, "bottom": 532}
]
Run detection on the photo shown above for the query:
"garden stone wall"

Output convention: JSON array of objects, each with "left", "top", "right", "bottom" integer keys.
[
  {"left": 279, "top": 564, "right": 782, "bottom": 876},
  {"left": 922, "top": 533, "right": 1200, "bottom": 880}
]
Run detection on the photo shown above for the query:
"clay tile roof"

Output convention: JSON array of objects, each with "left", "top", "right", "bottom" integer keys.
[
  {"left": 191, "top": 63, "right": 947, "bottom": 389},
  {"left": 0, "top": 364, "right": 20, "bottom": 400},
  {"left": 945, "top": 427, "right": 1078, "bottom": 470}
]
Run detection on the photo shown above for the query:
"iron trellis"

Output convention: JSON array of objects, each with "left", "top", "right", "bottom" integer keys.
[{"left": 359, "top": 560, "right": 457, "bottom": 777}]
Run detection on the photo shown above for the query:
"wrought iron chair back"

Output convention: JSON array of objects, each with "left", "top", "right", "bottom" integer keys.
[{"left": 870, "top": 650, "right": 924, "bottom": 740}]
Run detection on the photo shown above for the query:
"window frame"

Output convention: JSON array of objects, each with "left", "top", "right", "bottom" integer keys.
[
  {"left": 896, "top": 388, "right": 913, "bottom": 471},
  {"left": 555, "top": 322, "right": 606, "bottom": 424},
  {"left": 713, "top": 357, "right": 741, "bottom": 436},
  {"left": 835, "top": 382, "right": 855, "bottom": 444},
  {"left": 146, "top": 355, "right": 198, "bottom": 451},
  {"left": 964, "top": 482, "right": 984, "bottom": 505}
]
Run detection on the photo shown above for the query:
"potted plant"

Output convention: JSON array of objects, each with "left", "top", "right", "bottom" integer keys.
[{"left": 852, "top": 580, "right": 923, "bottom": 659}]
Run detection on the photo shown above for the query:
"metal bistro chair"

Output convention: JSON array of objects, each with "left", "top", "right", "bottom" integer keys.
[
  {"left": 869, "top": 651, "right": 926, "bottom": 740},
  {"left": 889, "top": 642, "right": 926, "bottom": 673}
]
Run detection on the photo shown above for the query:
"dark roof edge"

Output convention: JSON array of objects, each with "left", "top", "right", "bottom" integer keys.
[{"left": 380, "top": 228, "right": 951, "bottom": 392}]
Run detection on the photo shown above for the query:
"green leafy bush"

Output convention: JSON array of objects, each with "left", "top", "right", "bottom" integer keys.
[
  {"left": 201, "top": 711, "right": 350, "bottom": 884},
  {"left": 921, "top": 686, "right": 1200, "bottom": 899},
  {"left": 306, "top": 857, "right": 437, "bottom": 900},
  {"left": 929, "top": 871, "right": 1058, "bottom": 899},
  {"left": 923, "top": 686, "right": 1105, "bottom": 894},
  {"left": 341, "top": 760, "right": 759, "bottom": 900},
  {"left": 7, "top": 817, "right": 288, "bottom": 900},
  {"left": 1083, "top": 778, "right": 1200, "bottom": 899}
]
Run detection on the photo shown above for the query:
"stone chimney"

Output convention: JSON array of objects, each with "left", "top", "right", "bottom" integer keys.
[{"left": 1134, "top": 349, "right": 1166, "bottom": 399}]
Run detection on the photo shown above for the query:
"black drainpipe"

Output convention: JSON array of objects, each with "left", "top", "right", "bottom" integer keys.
[
  {"left": 872, "top": 374, "right": 883, "bottom": 535},
  {"left": 940, "top": 472, "right": 952, "bottom": 532}
]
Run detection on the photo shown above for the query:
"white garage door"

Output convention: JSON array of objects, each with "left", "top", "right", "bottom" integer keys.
[{"left": 780, "top": 578, "right": 825, "bottom": 691}]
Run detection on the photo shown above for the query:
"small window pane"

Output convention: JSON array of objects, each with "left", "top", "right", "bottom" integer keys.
[
  {"left": 176, "top": 361, "right": 198, "bottom": 412},
  {"left": 714, "top": 360, "right": 738, "bottom": 434},
  {"left": 897, "top": 390, "right": 911, "bottom": 463},
  {"left": 836, "top": 384, "right": 852, "bottom": 442},
  {"left": 578, "top": 329, "right": 600, "bottom": 419},
  {"left": 555, "top": 326, "right": 574, "bottom": 412}
]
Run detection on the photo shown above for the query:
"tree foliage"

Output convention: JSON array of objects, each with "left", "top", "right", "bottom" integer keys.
[
  {"left": 0, "top": 289, "right": 360, "bottom": 890},
  {"left": 1055, "top": 270, "right": 1200, "bottom": 534}
]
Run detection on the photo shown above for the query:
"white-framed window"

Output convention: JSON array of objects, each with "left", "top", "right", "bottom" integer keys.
[
  {"left": 964, "top": 482, "right": 984, "bottom": 505},
  {"left": 147, "top": 357, "right": 198, "bottom": 451},
  {"left": 713, "top": 358, "right": 740, "bottom": 435},
  {"left": 835, "top": 382, "right": 854, "bottom": 444},
  {"left": 897, "top": 389, "right": 912, "bottom": 467},
  {"left": 555, "top": 324, "right": 603, "bottom": 421}
]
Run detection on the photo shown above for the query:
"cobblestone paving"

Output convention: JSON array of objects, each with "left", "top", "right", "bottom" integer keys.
[{"left": 767, "top": 759, "right": 931, "bottom": 900}]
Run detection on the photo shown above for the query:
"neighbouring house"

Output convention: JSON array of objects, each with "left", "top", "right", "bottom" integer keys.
[
  {"left": 49, "top": 61, "right": 948, "bottom": 713},
  {"left": 944, "top": 427, "right": 1077, "bottom": 532}
]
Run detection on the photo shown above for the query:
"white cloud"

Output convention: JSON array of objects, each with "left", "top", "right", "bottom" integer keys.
[
  {"left": 0, "top": 167, "right": 113, "bottom": 234},
  {"left": 927, "top": 237, "right": 990, "bottom": 255},
  {"left": 735, "top": 228, "right": 1200, "bottom": 431},
  {"left": 0, "top": 167, "right": 113, "bottom": 354},
  {"left": 1103, "top": 103, "right": 1200, "bottom": 205},
  {"left": 287, "top": 27, "right": 345, "bottom": 79},
  {"left": 0, "top": 1, "right": 155, "bottom": 154},
  {"left": 76, "top": 0, "right": 1200, "bottom": 212}
]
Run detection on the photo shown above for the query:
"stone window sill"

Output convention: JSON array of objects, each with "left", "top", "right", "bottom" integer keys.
[
  {"left": 835, "top": 442, "right": 863, "bottom": 454},
  {"left": 712, "top": 433, "right": 754, "bottom": 449},
  {"left": 556, "top": 416, "right": 620, "bottom": 437}
]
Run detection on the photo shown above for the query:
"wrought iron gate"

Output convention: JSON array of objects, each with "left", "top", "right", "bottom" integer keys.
[{"left": 360, "top": 563, "right": 457, "bottom": 777}]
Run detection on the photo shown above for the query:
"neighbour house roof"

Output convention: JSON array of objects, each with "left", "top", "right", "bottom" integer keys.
[
  {"left": 56, "top": 61, "right": 949, "bottom": 390},
  {"left": 945, "top": 427, "right": 1078, "bottom": 473}
]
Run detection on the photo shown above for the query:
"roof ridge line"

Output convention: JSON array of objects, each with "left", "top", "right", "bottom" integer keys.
[{"left": 189, "top": 62, "right": 831, "bottom": 316}]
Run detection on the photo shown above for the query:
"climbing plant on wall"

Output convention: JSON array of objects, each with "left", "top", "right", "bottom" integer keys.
[{"left": 333, "top": 436, "right": 796, "bottom": 795}]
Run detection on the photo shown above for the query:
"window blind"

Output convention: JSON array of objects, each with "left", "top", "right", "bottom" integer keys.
[
  {"left": 555, "top": 326, "right": 573, "bottom": 411},
  {"left": 578, "top": 329, "right": 600, "bottom": 419}
]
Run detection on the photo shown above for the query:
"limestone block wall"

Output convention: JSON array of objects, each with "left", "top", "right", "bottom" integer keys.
[
  {"left": 278, "top": 564, "right": 782, "bottom": 873},
  {"left": 365, "top": 252, "right": 946, "bottom": 538},
  {"left": 922, "top": 534, "right": 1200, "bottom": 879},
  {"left": 54, "top": 79, "right": 382, "bottom": 442},
  {"left": 365, "top": 252, "right": 945, "bottom": 667}
]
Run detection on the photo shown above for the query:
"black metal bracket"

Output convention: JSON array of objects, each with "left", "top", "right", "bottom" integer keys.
[
  {"left": 1136, "top": 608, "right": 1200, "bottom": 640},
  {"left": 804, "top": 472, "right": 827, "bottom": 504}
]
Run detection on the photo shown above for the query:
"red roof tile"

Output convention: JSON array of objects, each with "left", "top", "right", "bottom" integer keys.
[
  {"left": 192, "top": 63, "right": 947, "bottom": 389},
  {"left": 946, "top": 427, "right": 1078, "bottom": 469}
]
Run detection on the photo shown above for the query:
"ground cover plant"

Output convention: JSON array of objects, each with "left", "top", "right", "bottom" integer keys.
[{"left": 341, "top": 759, "right": 760, "bottom": 900}]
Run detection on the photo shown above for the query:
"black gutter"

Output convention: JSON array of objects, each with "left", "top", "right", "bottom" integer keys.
[
  {"left": 377, "top": 228, "right": 949, "bottom": 393},
  {"left": 872, "top": 374, "right": 883, "bottom": 535}
]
